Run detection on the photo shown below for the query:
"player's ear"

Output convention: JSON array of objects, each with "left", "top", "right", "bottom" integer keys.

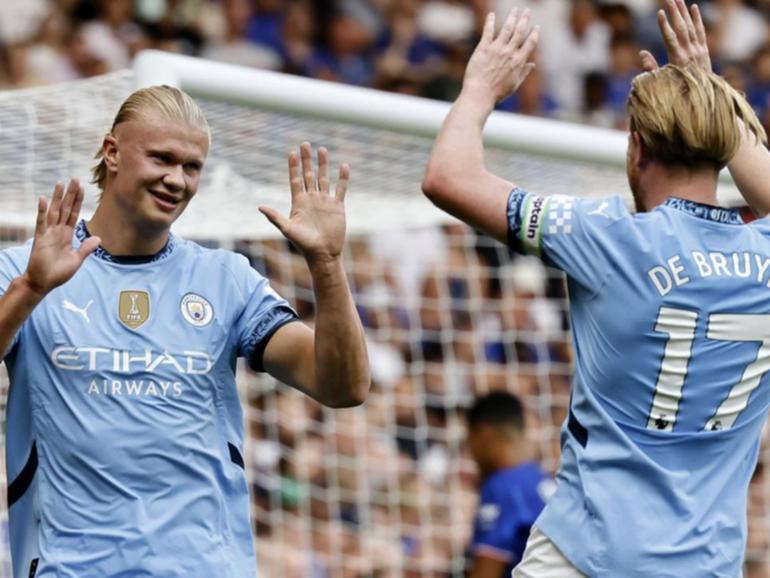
[
  {"left": 102, "top": 134, "right": 119, "bottom": 173},
  {"left": 629, "top": 131, "right": 646, "bottom": 170}
]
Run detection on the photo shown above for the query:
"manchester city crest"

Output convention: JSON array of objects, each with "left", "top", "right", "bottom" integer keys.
[{"left": 180, "top": 293, "right": 214, "bottom": 327}]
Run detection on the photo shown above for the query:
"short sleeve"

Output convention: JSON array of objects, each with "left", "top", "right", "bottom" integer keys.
[
  {"left": 507, "top": 188, "right": 630, "bottom": 295},
  {"left": 470, "top": 483, "right": 520, "bottom": 562},
  {"left": 0, "top": 245, "right": 30, "bottom": 357},
  {"left": 230, "top": 255, "right": 299, "bottom": 371}
]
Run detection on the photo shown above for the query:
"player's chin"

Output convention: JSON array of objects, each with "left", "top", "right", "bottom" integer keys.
[{"left": 143, "top": 201, "right": 188, "bottom": 229}]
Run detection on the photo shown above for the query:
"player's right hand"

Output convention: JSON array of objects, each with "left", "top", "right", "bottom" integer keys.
[
  {"left": 22, "top": 179, "right": 101, "bottom": 295},
  {"left": 461, "top": 9, "right": 539, "bottom": 106},
  {"left": 640, "top": 0, "right": 711, "bottom": 72}
]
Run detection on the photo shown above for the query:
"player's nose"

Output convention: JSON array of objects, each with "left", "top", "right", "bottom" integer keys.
[{"left": 162, "top": 165, "right": 185, "bottom": 193}]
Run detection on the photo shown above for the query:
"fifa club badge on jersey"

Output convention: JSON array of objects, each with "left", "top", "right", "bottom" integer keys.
[
  {"left": 180, "top": 293, "right": 214, "bottom": 327},
  {"left": 118, "top": 290, "right": 150, "bottom": 329}
]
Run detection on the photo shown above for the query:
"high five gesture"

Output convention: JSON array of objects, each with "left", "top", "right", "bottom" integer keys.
[
  {"left": 423, "top": 9, "right": 539, "bottom": 243},
  {"left": 0, "top": 179, "right": 99, "bottom": 358},
  {"left": 259, "top": 141, "right": 369, "bottom": 408},
  {"left": 260, "top": 142, "right": 349, "bottom": 264},
  {"left": 640, "top": 0, "right": 710, "bottom": 72},
  {"left": 463, "top": 9, "right": 540, "bottom": 109},
  {"left": 23, "top": 179, "right": 101, "bottom": 295}
]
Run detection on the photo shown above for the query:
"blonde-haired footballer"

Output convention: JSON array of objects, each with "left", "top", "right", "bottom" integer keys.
[
  {"left": 0, "top": 84, "right": 369, "bottom": 577},
  {"left": 423, "top": 1, "right": 770, "bottom": 576}
]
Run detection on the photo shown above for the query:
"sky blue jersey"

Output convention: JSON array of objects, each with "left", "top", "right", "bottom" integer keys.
[
  {"left": 507, "top": 190, "right": 770, "bottom": 577},
  {"left": 0, "top": 221, "right": 297, "bottom": 578},
  {"left": 469, "top": 462, "right": 553, "bottom": 574}
]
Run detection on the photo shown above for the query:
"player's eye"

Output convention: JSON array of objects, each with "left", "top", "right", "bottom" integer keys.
[{"left": 150, "top": 152, "right": 173, "bottom": 164}]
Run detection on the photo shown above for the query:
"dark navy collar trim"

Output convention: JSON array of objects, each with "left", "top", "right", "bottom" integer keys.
[
  {"left": 75, "top": 220, "right": 176, "bottom": 264},
  {"left": 662, "top": 197, "right": 744, "bottom": 225}
]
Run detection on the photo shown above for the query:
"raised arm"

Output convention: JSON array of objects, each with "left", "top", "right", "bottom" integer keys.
[
  {"left": 422, "top": 10, "right": 539, "bottom": 244},
  {"left": 0, "top": 180, "right": 100, "bottom": 358},
  {"left": 259, "top": 143, "right": 369, "bottom": 408},
  {"left": 641, "top": 0, "right": 770, "bottom": 215}
]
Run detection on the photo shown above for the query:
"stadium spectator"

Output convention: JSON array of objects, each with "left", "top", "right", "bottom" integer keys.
[
  {"left": 605, "top": 34, "right": 641, "bottom": 125},
  {"left": 540, "top": 0, "right": 610, "bottom": 113},
  {"left": 76, "top": 0, "right": 143, "bottom": 71},
  {"left": 703, "top": 0, "right": 767, "bottom": 63},
  {"left": 202, "top": 0, "right": 282, "bottom": 70}
]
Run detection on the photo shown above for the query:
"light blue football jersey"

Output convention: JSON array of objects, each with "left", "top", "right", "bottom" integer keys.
[
  {"left": 507, "top": 190, "right": 770, "bottom": 577},
  {"left": 0, "top": 221, "right": 297, "bottom": 578}
]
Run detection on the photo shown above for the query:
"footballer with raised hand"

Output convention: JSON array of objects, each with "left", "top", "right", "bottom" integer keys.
[
  {"left": 423, "top": 3, "right": 770, "bottom": 576},
  {"left": 0, "top": 86, "right": 369, "bottom": 577}
]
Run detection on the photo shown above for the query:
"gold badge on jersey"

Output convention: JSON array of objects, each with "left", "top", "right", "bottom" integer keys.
[{"left": 118, "top": 290, "right": 150, "bottom": 329}]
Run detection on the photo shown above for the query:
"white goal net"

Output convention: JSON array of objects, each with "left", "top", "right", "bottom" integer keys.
[{"left": 0, "top": 54, "right": 767, "bottom": 577}]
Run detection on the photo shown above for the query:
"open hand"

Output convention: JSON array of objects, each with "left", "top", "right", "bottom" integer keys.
[
  {"left": 640, "top": 0, "right": 711, "bottom": 72},
  {"left": 462, "top": 9, "right": 540, "bottom": 106},
  {"left": 260, "top": 143, "right": 349, "bottom": 263},
  {"left": 23, "top": 179, "right": 101, "bottom": 295}
]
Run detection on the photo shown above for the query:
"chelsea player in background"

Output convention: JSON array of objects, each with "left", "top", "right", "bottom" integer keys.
[
  {"left": 0, "top": 86, "right": 369, "bottom": 577},
  {"left": 423, "top": 1, "right": 770, "bottom": 576},
  {"left": 466, "top": 391, "right": 553, "bottom": 578}
]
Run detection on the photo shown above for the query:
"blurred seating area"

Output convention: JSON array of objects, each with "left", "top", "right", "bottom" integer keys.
[{"left": 4, "top": 0, "right": 770, "bottom": 133}]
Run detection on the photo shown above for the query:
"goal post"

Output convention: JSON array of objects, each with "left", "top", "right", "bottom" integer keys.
[
  {"left": 133, "top": 49, "right": 628, "bottom": 166},
  {"left": 133, "top": 49, "right": 744, "bottom": 207}
]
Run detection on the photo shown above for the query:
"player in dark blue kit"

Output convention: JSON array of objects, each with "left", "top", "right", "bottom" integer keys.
[
  {"left": 423, "top": 1, "right": 770, "bottom": 576},
  {"left": 0, "top": 86, "right": 370, "bottom": 577},
  {"left": 466, "top": 391, "right": 553, "bottom": 578}
]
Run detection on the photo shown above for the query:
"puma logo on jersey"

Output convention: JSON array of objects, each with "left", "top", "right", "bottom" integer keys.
[
  {"left": 63, "top": 299, "right": 94, "bottom": 323},
  {"left": 588, "top": 201, "right": 610, "bottom": 218}
]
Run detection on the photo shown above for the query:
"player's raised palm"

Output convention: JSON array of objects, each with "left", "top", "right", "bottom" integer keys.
[
  {"left": 462, "top": 9, "right": 540, "bottom": 107},
  {"left": 260, "top": 142, "right": 349, "bottom": 263},
  {"left": 639, "top": 0, "right": 711, "bottom": 72},
  {"left": 23, "top": 179, "right": 101, "bottom": 295}
]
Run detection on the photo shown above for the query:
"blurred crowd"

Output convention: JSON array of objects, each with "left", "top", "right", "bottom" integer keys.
[{"left": 5, "top": 0, "right": 770, "bottom": 133}]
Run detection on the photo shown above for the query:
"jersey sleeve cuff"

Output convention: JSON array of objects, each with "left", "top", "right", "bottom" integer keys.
[
  {"left": 507, "top": 187, "right": 530, "bottom": 253},
  {"left": 2, "top": 331, "right": 20, "bottom": 361},
  {"left": 246, "top": 306, "right": 300, "bottom": 372}
]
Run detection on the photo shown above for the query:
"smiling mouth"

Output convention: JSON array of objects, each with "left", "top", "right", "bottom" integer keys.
[{"left": 149, "top": 190, "right": 181, "bottom": 206}]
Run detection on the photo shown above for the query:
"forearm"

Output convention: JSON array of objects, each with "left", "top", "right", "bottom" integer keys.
[
  {"left": 0, "top": 275, "right": 46, "bottom": 357},
  {"left": 424, "top": 88, "right": 494, "bottom": 197},
  {"left": 423, "top": 88, "right": 516, "bottom": 242},
  {"left": 308, "top": 256, "right": 369, "bottom": 407},
  {"left": 728, "top": 121, "right": 770, "bottom": 217}
]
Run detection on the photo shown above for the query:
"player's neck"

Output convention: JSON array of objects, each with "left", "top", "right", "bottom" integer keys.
[
  {"left": 640, "top": 164, "right": 718, "bottom": 211},
  {"left": 87, "top": 205, "right": 170, "bottom": 257}
]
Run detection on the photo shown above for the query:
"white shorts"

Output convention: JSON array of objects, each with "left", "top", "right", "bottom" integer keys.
[{"left": 512, "top": 527, "right": 587, "bottom": 578}]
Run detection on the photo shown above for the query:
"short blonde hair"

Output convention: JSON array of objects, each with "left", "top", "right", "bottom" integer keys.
[
  {"left": 91, "top": 85, "right": 211, "bottom": 191},
  {"left": 627, "top": 64, "right": 765, "bottom": 169}
]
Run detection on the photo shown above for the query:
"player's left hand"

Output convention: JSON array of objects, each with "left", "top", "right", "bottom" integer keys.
[
  {"left": 260, "top": 142, "right": 349, "bottom": 263},
  {"left": 462, "top": 9, "right": 540, "bottom": 107},
  {"left": 640, "top": 0, "right": 711, "bottom": 72}
]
